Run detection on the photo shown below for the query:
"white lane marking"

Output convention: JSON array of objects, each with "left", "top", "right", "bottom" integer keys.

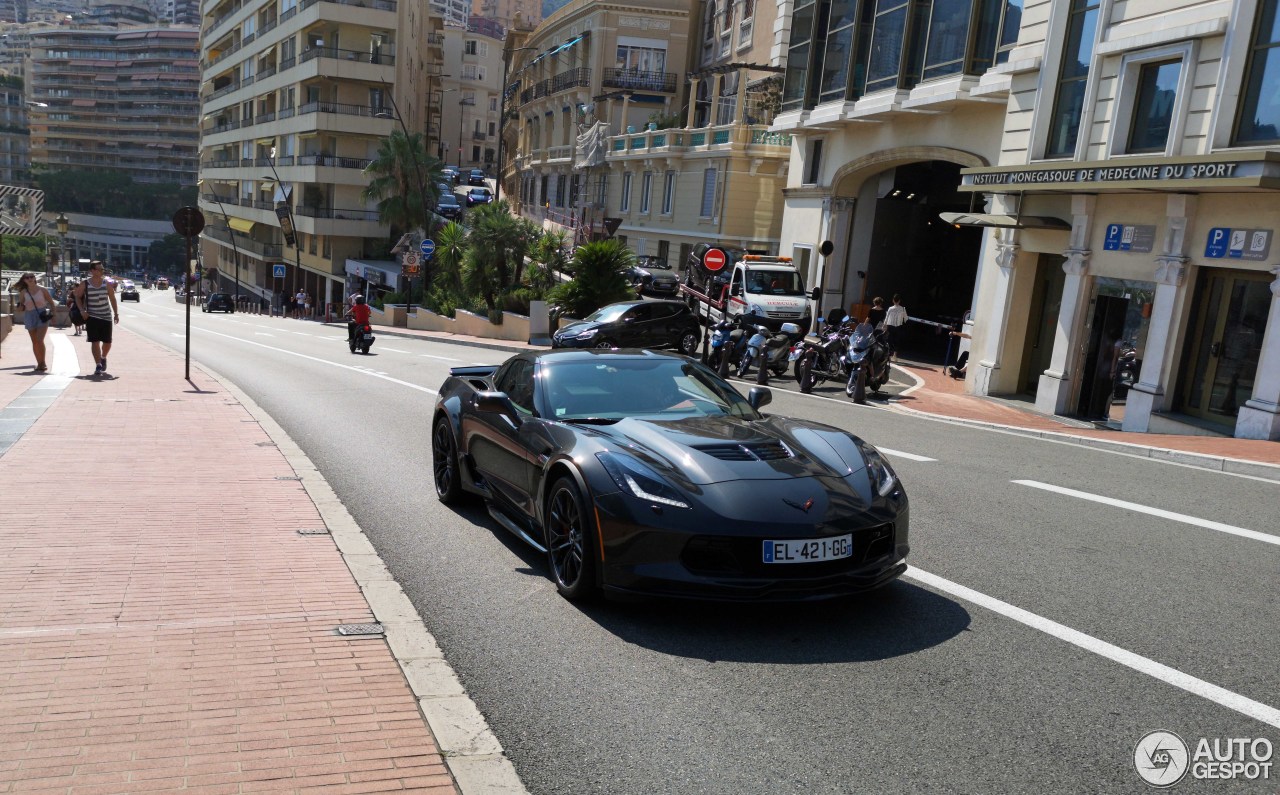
[
  {"left": 380, "top": 347, "right": 410, "bottom": 354},
  {"left": 254, "top": 332, "right": 275, "bottom": 337},
  {"left": 197, "top": 327, "right": 436, "bottom": 394},
  {"left": 877, "top": 447, "right": 936, "bottom": 462},
  {"left": 128, "top": 310, "right": 158, "bottom": 318},
  {"left": 905, "top": 566, "right": 1280, "bottom": 730},
  {"left": 420, "top": 354, "right": 462, "bottom": 362},
  {"left": 1013, "top": 480, "right": 1279, "bottom": 547},
  {"left": 171, "top": 333, "right": 185, "bottom": 339}
]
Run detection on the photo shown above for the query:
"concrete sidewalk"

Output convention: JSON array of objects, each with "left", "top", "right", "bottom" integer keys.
[{"left": 0, "top": 328, "right": 523, "bottom": 794}]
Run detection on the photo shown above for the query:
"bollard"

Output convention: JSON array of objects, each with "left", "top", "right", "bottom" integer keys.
[
  {"left": 756, "top": 346, "right": 768, "bottom": 385},
  {"left": 717, "top": 346, "right": 730, "bottom": 379}
]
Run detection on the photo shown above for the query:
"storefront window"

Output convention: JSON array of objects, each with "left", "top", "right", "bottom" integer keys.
[
  {"left": 1045, "top": 0, "right": 1099, "bottom": 158},
  {"left": 1235, "top": 0, "right": 1280, "bottom": 145},
  {"left": 1127, "top": 59, "right": 1181, "bottom": 152}
]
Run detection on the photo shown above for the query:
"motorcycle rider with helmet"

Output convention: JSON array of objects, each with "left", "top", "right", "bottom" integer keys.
[{"left": 347, "top": 294, "right": 371, "bottom": 344}]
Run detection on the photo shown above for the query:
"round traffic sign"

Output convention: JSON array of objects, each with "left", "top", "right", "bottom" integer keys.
[
  {"left": 171, "top": 206, "right": 205, "bottom": 238},
  {"left": 420, "top": 238, "right": 436, "bottom": 257},
  {"left": 703, "top": 247, "right": 727, "bottom": 272},
  {"left": 403, "top": 252, "right": 419, "bottom": 267}
]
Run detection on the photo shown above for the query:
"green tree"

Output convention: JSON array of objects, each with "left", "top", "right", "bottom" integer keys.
[
  {"left": 361, "top": 130, "right": 444, "bottom": 235},
  {"left": 433, "top": 220, "right": 469, "bottom": 293},
  {"left": 547, "top": 239, "right": 635, "bottom": 319},
  {"left": 460, "top": 200, "right": 536, "bottom": 316},
  {"left": 35, "top": 169, "right": 195, "bottom": 220},
  {"left": 148, "top": 234, "right": 189, "bottom": 274},
  {"left": 528, "top": 230, "right": 568, "bottom": 291}
]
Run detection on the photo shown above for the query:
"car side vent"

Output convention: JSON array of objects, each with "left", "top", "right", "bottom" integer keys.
[{"left": 695, "top": 442, "right": 793, "bottom": 461}]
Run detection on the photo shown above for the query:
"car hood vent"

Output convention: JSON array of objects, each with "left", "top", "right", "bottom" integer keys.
[{"left": 694, "top": 442, "right": 792, "bottom": 461}]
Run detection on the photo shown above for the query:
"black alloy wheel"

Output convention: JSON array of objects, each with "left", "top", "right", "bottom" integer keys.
[
  {"left": 545, "top": 477, "right": 598, "bottom": 600},
  {"left": 594, "top": 338, "right": 616, "bottom": 350},
  {"left": 678, "top": 328, "right": 700, "bottom": 356},
  {"left": 432, "top": 417, "right": 462, "bottom": 504}
]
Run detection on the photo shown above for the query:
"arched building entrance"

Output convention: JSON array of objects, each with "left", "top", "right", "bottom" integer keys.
[{"left": 820, "top": 150, "right": 987, "bottom": 360}]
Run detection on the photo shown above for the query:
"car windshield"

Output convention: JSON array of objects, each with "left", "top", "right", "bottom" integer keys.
[
  {"left": 745, "top": 270, "right": 806, "bottom": 296},
  {"left": 583, "top": 304, "right": 631, "bottom": 323},
  {"left": 541, "top": 358, "right": 758, "bottom": 421}
]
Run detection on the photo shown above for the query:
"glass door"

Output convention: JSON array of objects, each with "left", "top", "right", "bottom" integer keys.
[{"left": 1179, "top": 269, "right": 1271, "bottom": 424}]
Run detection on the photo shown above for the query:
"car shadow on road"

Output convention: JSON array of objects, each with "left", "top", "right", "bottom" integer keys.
[{"left": 575, "top": 581, "right": 971, "bottom": 664}]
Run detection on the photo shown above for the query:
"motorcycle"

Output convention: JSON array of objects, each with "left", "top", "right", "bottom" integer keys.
[
  {"left": 794, "top": 324, "right": 852, "bottom": 394},
  {"left": 845, "top": 324, "right": 891, "bottom": 404},
  {"left": 708, "top": 318, "right": 749, "bottom": 378},
  {"left": 349, "top": 322, "right": 376, "bottom": 355},
  {"left": 1113, "top": 344, "right": 1139, "bottom": 400},
  {"left": 737, "top": 323, "right": 800, "bottom": 379}
]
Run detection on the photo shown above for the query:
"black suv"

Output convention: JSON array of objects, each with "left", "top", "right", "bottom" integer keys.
[
  {"left": 552, "top": 300, "right": 701, "bottom": 356},
  {"left": 468, "top": 168, "right": 488, "bottom": 186},
  {"left": 436, "top": 192, "right": 463, "bottom": 220},
  {"left": 202, "top": 293, "right": 234, "bottom": 313}
]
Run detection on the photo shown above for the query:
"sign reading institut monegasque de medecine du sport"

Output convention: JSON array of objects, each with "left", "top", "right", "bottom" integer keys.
[{"left": 958, "top": 152, "right": 1280, "bottom": 192}]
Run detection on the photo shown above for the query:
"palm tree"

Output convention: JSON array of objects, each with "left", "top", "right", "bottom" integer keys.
[
  {"left": 433, "top": 221, "right": 469, "bottom": 293},
  {"left": 547, "top": 239, "right": 635, "bottom": 319},
  {"left": 361, "top": 130, "right": 444, "bottom": 236},
  {"left": 461, "top": 200, "right": 536, "bottom": 316},
  {"left": 528, "top": 230, "right": 568, "bottom": 291}
]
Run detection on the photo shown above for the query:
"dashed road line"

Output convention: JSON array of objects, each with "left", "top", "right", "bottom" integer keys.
[{"left": 877, "top": 447, "right": 936, "bottom": 462}]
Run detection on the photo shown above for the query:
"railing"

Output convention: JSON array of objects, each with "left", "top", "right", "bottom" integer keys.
[
  {"left": 298, "top": 100, "right": 389, "bottom": 118},
  {"left": 294, "top": 206, "right": 380, "bottom": 221},
  {"left": 208, "top": 81, "right": 242, "bottom": 100},
  {"left": 278, "top": 56, "right": 296, "bottom": 70},
  {"left": 205, "top": 40, "right": 241, "bottom": 69},
  {"left": 260, "top": 16, "right": 277, "bottom": 34},
  {"left": 202, "top": 159, "right": 238, "bottom": 168},
  {"left": 750, "top": 129, "right": 791, "bottom": 146},
  {"left": 601, "top": 68, "right": 677, "bottom": 93},
  {"left": 257, "top": 64, "right": 277, "bottom": 79},
  {"left": 471, "top": 131, "right": 487, "bottom": 141},
  {"left": 547, "top": 145, "right": 571, "bottom": 160},
  {"left": 241, "top": 31, "right": 256, "bottom": 47},
  {"left": 550, "top": 67, "right": 590, "bottom": 93},
  {"left": 279, "top": 6, "right": 297, "bottom": 22},
  {"left": 252, "top": 199, "right": 275, "bottom": 210},
  {"left": 299, "top": 0, "right": 397, "bottom": 11},
  {"left": 299, "top": 46, "right": 396, "bottom": 66},
  {"left": 205, "top": 119, "right": 241, "bottom": 134},
  {"left": 297, "top": 154, "right": 371, "bottom": 169},
  {"left": 278, "top": 107, "right": 296, "bottom": 119},
  {"left": 203, "top": 224, "right": 283, "bottom": 258},
  {"left": 712, "top": 129, "right": 730, "bottom": 144}
]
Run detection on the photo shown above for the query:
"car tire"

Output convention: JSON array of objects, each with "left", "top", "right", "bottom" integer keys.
[
  {"left": 593, "top": 338, "right": 616, "bottom": 350},
  {"left": 432, "top": 416, "right": 463, "bottom": 504},
  {"left": 544, "top": 476, "right": 598, "bottom": 600},
  {"left": 678, "top": 328, "right": 700, "bottom": 356}
]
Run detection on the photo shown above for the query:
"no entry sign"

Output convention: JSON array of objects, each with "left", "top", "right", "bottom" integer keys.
[{"left": 703, "top": 247, "right": 727, "bottom": 271}]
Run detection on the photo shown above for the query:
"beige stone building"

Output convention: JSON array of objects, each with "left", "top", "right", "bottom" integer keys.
[
  {"left": 471, "top": 0, "right": 540, "bottom": 32},
  {"left": 959, "top": 0, "right": 1280, "bottom": 441},
  {"left": 197, "top": 0, "right": 444, "bottom": 307},
  {"left": 438, "top": 24, "right": 504, "bottom": 172}
]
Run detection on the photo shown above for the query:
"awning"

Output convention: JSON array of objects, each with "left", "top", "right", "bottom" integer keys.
[
  {"left": 228, "top": 218, "right": 255, "bottom": 233},
  {"left": 938, "top": 212, "right": 1072, "bottom": 230}
]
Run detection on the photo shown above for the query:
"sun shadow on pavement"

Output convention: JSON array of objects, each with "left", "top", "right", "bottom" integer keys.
[{"left": 575, "top": 581, "right": 971, "bottom": 665}]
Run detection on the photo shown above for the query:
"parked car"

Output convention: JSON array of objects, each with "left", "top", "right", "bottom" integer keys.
[
  {"left": 119, "top": 281, "right": 140, "bottom": 301},
  {"left": 463, "top": 186, "right": 494, "bottom": 206},
  {"left": 552, "top": 299, "right": 701, "bottom": 356},
  {"left": 441, "top": 166, "right": 460, "bottom": 184},
  {"left": 202, "top": 292, "right": 235, "bottom": 313},
  {"left": 626, "top": 259, "right": 680, "bottom": 298},
  {"left": 436, "top": 192, "right": 463, "bottom": 220},
  {"left": 468, "top": 168, "right": 488, "bottom": 186},
  {"left": 430, "top": 349, "right": 908, "bottom": 601}
]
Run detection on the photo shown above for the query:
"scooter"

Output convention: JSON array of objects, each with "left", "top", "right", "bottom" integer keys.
[
  {"left": 845, "top": 324, "right": 891, "bottom": 404},
  {"left": 709, "top": 317, "right": 749, "bottom": 377},
  {"left": 1113, "top": 345, "right": 1139, "bottom": 400},
  {"left": 737, "top": 323, "right": 800, "bottom": 379},
  {"left": 349, "top": 322, "right": 375, "bottom": 355}
]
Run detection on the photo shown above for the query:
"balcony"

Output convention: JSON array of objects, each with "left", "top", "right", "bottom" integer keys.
[
  {"left": 202, "top": 223, "right": 284, "bottom": 259},
  {"left": 298, "top": 100, "right": 388, "bottom": 119},
  {"left": 208, "top": 81, "right": 242, "bottom": 101},
  {"left": 551, "top": 67, "right": 590, "bottom": 93},
  {"left": 471, "top": 131, "right": 487, "bottom": 141},
  {"left": 294, "top": 206, "right": 380, "bottom": 221},
  {"left": 299, "top": 46, "right": 396, "bottom": 67},
  {"left": 601, "top": 68, "right": 677, "bottom": 93},
  {"left": 296, "top": 154, "right": 372, "bottom": 169},
  {"left": 298, "top": 0, "right": 397, "bottom": 12}
]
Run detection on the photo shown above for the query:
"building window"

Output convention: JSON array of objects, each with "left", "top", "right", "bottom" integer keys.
[
  {"left": 1045, "top": 0, "right": 1100, "bottom": 158},
  {"left": 556, "top": 174, "right": 566, "bottom": 206},
  {"left": 661, "top": 171, "right": 675, "bottom": 214},
  {"left": 781, "top": 0, "right": 818, "bottom": 111},
  {"left": 818, "top": 0, "right": 857, "bottom": 103},
  {"left": 863, "top": 0, "right": 910, "bottom": 95},
  {"left": 597, "top": 174, "right": 608, "bottom": 207},
  {"left": 806, "top": 139, "right": 823, "bottom": 185},
  {"left": 640, "top": 172, "right": 652, "bottom": 213},
  {"left": 1235, "top": 0, "right": 1280, "bottom": 145},
  {"left": 1127, "top": 60, "right": 1181, "bottom": 153},
  {"left": 615, "top": 44, "right": 666, "bottom": 73},
  {"left": 700, "top": 168, "right": 717, "bottom": 217},
  {"left": 922, "top": 0, "right": 973, "bottom": 81},
  {"left": 620, "top": 172, "right": 632, "bottom": 212}
]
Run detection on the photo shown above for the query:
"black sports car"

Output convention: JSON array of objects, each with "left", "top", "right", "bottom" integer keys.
[{"left": 432, "top": 349, "right": 908, "bottom": 601}]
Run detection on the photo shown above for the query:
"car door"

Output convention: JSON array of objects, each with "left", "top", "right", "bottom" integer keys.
[
  {"left": 465, "top": 359, "right": 541, "bottom": 516},
  {"left": 618, "top": 303, "right": 653, "bottom": 347},
  {"left": 645, "top": 303, "right": 680, "bottom": 348}
]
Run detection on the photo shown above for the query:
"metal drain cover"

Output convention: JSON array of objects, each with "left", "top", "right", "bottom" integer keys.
[
  {"left": 275, "top": 476, "right": 302, "bottom": 481},
  {"left": 297, "top": 528, "right": 329, "bottom": 535},
  {"left": 336, "top": 623, "right": 384, "bottom": 636}
]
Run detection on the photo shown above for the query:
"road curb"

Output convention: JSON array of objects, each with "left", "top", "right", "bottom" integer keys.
[
  {"left": 203, "top": 362, "right": 529, "bottom": 795},
  {"left": 892, "top": 404, "right": 1280, "bottom": 482}
]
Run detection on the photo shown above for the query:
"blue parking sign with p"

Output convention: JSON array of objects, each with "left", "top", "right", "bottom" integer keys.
[
  {"left": 1205, "top": 227, "right": 1230, "bottom": 258},
  {"left": 1104, "top": 224, "right": 1123, "bottom": 250}
]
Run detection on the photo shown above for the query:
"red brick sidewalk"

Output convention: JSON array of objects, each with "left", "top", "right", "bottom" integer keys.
[{"left": 0, "top": 333, "right": 457, "bottom": 794}]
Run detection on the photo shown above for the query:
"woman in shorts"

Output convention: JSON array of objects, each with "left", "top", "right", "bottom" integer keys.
[{"left": 13, "top": 273, "right": 53, "bottom": 372}]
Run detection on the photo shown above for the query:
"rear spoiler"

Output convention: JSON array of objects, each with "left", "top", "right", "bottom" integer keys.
[{"left": 449, "top": 365, "right": 499, "bottom": 377}]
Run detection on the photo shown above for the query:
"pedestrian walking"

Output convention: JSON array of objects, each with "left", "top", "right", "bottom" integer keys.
[
  {"left": 67, "top": 290, "right": 85, "bottom": 336},
  {"left": 73, "top": 261, "right": 119, "bottom": 376},
  {"left": 867, "top": 296, "right": 887, "bottom": 329},
  {"left": 294, "top": 289, "right": 306, "bottom": 319},
  {"left": 884, "top": 294, "right": 908, "bottom": 360},
  {"left": 303, "top": 292, "right": 313, "bottom": 319},
  {"left": 13, "top": 273, "right": 54, "bottom": 372}
]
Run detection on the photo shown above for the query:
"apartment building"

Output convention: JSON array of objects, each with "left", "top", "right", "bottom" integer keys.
[
  {"left": 27, "top": 27, "right": 200, "bottom": 185},
  {"left": 438, "top": 25, "right": 502, "bottom": 171},
  {"left": 471, "top": 0, "right": 539, "bottom": 32},
  {"left": 431, "top": 0, "right": 469, "bottom": 29},
  {"left": 957, "top": 0, "right": 1280, "bottom": 441},
  {"left": 0, "top": 76, "right": 29, "bottom": 186},
  {"left": 197, "top": 0, "right": 444, "bottom": 307}
]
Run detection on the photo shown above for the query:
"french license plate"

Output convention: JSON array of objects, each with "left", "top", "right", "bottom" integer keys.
[{"left": 763, "top": 534, "right": 852, "bottom": 563}]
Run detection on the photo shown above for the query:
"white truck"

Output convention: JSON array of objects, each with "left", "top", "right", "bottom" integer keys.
[{"left": 681, "top": 244, "right": 813, "bottom": 332}]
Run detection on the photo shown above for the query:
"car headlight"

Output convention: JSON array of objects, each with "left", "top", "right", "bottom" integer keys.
[
  {"left": 575, "top": 328, "right": 598, "bottom": 339},
  {"left": 596, "top": 452, "right": 690, "bottom": 509},
  {"left": 861, "top": 445, "right": 899, "bottom": 497}
]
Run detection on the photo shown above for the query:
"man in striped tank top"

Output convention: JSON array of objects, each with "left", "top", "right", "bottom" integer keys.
[{"left": 73, "top": 261, "right": 120, "bottom": 376}]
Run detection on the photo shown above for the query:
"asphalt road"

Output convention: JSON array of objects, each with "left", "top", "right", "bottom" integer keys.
[{"left": 123, "top": 291, "right": 1280, "bottom": 794}]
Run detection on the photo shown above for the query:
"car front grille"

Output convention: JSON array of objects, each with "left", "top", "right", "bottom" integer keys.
[
  {"left": 681, "top": 523, "right": 896, "bottom": 577},
  {"left": 694, "top": 442, "right": 792, "bottom": 461}
]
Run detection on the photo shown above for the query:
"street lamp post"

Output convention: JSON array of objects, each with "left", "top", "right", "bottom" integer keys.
[
  {"left": 457, "top": 98, "right": 469, "bottom": 170},
  {"left": 263, "top": 148, "right": 303, "bottom": 316},
  {"left": 56, "top": 212, "right": 69, "bottom": 292},
  {"left": 495, "top": 46, "right": 537, "bottom": 204},
  {"left": 197, "top": 180, "right": 242, "bottom": 307}
]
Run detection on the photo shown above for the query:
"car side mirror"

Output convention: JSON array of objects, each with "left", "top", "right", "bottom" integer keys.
[
  {"left": 731, "top": 285, "right": 743, "bottom": 296},
  {"left": 475, "top": 391, "right": 521, "bottom": 425},
  {"left": 747, "top": 386, "right": 772, "bottom": 410},
  {"left": 810, "top": 287, "right": 821, "bottom": 301}
]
